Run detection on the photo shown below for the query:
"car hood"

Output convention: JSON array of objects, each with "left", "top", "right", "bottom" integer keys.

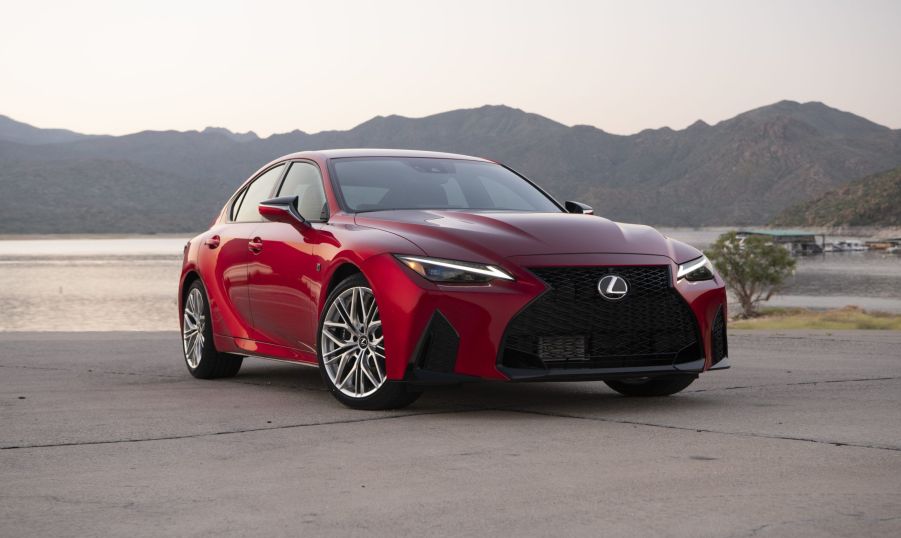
[{"left": 354, "top": 210, "right": 701, "bottom": 263}]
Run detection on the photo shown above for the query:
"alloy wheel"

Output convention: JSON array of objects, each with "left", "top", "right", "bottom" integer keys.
[
  {"left": 182, "top": 287, "right": 206, "bottom": 369},
  {"left": 321, "top": 286, "right": 386, "bottom": 398}
]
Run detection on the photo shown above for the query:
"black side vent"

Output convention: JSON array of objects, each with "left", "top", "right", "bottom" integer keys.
[
  {"left": 414, "top": 311, "right": 460, "bottom": 373},
  {"left": 711, "top": 307, "right": 727, "bottom": 365}
]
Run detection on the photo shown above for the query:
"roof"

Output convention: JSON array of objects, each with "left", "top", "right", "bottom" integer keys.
[{"left": 280, "top": 148, "right": 492, "bottom": 162}]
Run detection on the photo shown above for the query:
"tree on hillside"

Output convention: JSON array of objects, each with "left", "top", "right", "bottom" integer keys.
[{"left": 705, "top": 232, "right": 796, "bottom": 318}]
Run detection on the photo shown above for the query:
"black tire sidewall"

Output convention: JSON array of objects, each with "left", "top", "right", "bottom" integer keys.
[{"left": 182, "top": 279, "right": 242, "bottom": 379}]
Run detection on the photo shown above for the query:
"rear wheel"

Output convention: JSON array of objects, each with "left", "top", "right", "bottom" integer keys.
[
  {"left": 182, "top": 280, "right": 243, "bottom": 379},
  {"left": 318, "top": 274, "right": 420, "bottom": 410},
  {"left": 604, "top": 375, "right": 696, "bottom": 397}
]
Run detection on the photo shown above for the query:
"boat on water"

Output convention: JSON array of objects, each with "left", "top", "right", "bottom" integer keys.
[
  {"left": 867, "top": 238, "right": 901, "bottom": 253},
  {"left": 737, "top": 229, "right": 823, "bottom": 255},
  {"left": 829, "top": 240, "right": 868, "bottom": 252}
]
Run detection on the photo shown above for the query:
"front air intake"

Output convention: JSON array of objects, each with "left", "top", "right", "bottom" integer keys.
[
  {"left": 711, "top": 306, "right": 727, "bottom": 366},
  {"left": 414, "top": 311, "right": 460, "bottom": 373}
]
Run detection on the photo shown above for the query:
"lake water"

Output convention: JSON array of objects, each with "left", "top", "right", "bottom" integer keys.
[
  {"left": 0, "top": 232, "right": 899, "bottom": 331},
  {"left": 0, "top": 237, "right": 186, "bottom": 331}
]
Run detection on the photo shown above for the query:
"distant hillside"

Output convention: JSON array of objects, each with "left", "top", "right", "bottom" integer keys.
[
  {"left": 772, "top": 166, "right": 901, "bottom": 227},
  {"left": 1, "top": 100, "right": 900, "bottom": 233},
  {"left": 202, "top": 127, "right": 260, "bottom": 143},
  {"left": 0, "top": 114, "right": 96, "bottom": 145},
  {"left": 0, "top": 158, "right": 208, "bottom": 234}
]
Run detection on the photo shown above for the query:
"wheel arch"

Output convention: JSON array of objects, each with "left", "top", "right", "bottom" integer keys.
[
  {"left": 180, "top": 270, "right": 202, "bottom": 307},
  {"left": 325, "top": 262, "right": 364, "bottom": 300}
]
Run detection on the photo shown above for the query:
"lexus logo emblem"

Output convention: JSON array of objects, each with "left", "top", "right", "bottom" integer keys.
[{"left": 598, "top": 275, "right": 629, "bottom": 300}]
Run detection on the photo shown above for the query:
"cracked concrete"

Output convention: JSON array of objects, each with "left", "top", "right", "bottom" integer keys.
[
  {"left": 1, "top": 329, "right": 900, "bottom": 537},
  {"left": 500, "top": 405, "right": 901, "bottom": 452}
]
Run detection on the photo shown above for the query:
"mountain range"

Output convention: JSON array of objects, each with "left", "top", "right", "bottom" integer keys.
[
  {"left": 1, "top": 101, "right": 900, "bottom": 234},
  {"left": 773, "top": 166, "right": 901, "bottom": 227}
]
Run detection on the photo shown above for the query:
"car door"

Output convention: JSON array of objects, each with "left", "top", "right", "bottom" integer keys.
[
  {"left": 247, "top": 160, "right": 329, "bottom": 353},
  {"left": 202, "top": 163, "right": 286, "bottom": 339}
]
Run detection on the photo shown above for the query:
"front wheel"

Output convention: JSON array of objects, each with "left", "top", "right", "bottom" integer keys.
[
  {"left": 604, "top": 375, "right": 696, "bottom": 397},
  {"left": 317, "top": 274, "right": 421, "bottom": 410}
]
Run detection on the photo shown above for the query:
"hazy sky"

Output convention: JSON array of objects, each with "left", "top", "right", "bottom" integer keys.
[{"left": 2, "top": 0, "right": 899, "bottom": 136}]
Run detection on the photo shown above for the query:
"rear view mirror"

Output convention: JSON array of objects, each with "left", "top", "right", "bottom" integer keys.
[{"left": 259, "top": 196, "right": 306, "bottom": 225}]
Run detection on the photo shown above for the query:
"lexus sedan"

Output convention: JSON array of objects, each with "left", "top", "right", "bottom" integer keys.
[{"left": 179, "top": 149, "right": 729, "bottom": 409}]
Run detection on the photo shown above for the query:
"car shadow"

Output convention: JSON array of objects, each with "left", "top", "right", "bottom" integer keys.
[
  {"left": 232, "top": 359, "right": 717, "bottom": 415},
  {"left": 229, "top": 360, "right": 326, "bottom": 391}
]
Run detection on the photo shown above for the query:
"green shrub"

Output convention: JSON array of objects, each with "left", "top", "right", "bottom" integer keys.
[{"left": 705, "top": 232, "right": 796, "bottom": 318}]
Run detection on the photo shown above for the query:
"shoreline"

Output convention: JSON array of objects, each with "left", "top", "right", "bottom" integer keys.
[{"left": 730, "top": 306, "right": 901, "bottom": 330}]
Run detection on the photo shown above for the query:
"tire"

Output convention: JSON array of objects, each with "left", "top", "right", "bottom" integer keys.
[
  {"left": 181, "top": 280, "right": 243, "bottom": 379},
  {"left": 317, "top": 274, "right": 421, "bottom": 410},
  {"left": 604, "top": 375, "right": 696, "bottom": 397}
]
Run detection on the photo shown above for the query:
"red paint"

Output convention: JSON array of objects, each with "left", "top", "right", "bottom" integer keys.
[{"left": 179, "top": 149, "right": 728, "bottom": 382}]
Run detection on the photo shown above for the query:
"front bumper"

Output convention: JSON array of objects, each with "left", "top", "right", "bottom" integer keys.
[{"left": 362, "top": 253, "right": 728, "bottom": 383}]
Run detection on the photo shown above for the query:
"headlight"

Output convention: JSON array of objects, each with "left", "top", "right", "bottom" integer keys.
[
  {"left": 677, "top": 255, "right": 715, "bottom": 282},
  {"left": 395, "top": 255, "right": 514, "bottom": 283}
]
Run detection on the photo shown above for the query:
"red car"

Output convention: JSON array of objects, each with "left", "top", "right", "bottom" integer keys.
[{"left": 179, "top": 149, "right": 729, "bottom": 409}]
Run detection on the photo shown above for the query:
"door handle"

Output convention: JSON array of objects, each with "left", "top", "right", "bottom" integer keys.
[
  {"left": 248, "top": 237, "right": 263, "bottom": 254},
  {"left": 205, "top": 235, "right": 221, "bottom": 249}
]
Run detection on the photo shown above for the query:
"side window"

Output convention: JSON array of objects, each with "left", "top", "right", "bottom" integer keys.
[
  {"left": 230, "top": 189, "right": 248, "bottom": 221},
  {"left": 278, "top": 162, "right": 328, "bottom": 221},
  {"left": 233, "top": 164, "right": 285, "bottom": 222}
]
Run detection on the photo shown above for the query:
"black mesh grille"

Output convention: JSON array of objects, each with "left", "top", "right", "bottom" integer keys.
[
  {"left": 501, "top": 266, "right": 700, "bottom": 369},
  {"left": 711, "top": 307, "right": 727, "bottom": 365}
]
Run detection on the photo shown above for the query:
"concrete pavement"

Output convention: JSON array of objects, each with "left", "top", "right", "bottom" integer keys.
[{"left": 1, "top": 330, "right": 900, "bottom": 537}]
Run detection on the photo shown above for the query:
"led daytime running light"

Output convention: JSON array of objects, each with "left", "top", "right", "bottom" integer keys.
[{"left": 398, "top": 256, "right": 514, "bottom": 281}]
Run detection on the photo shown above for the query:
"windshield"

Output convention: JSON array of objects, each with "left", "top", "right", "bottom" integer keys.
[{"left": 331, "top": 157, "right": 562, "bottom": 213}]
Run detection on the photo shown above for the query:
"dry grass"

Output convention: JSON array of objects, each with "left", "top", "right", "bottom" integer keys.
[{"left": 731, "top": 306, "right": 901, "bottom": 331}]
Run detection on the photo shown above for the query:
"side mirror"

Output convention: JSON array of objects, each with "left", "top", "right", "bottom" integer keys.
[
  {"left": 259, "top": 196, "right": 306, "bottom": 225},
  {"left": 564, "top": 201, "right": 594, "bottom": 215}
]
